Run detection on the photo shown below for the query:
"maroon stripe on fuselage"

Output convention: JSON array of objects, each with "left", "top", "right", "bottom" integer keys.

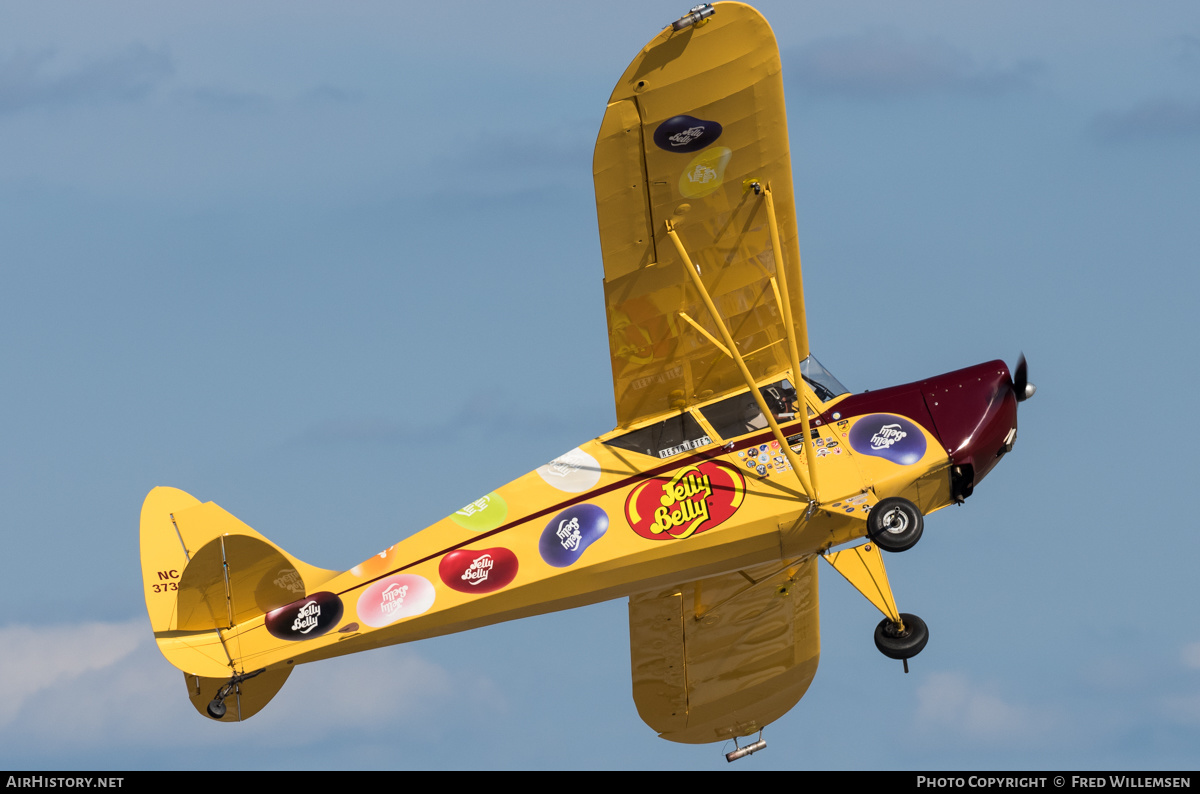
[
  {"left": 338, "top": 362, "right": 1007, "bottom": 599},
  {"left": 335, "top": 421, "right": 813, "bottom": 598}
]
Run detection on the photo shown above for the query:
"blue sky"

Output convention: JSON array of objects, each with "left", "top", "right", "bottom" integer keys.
[{"left": 2, "top": 0, "right": 1199, "bottom": 770}]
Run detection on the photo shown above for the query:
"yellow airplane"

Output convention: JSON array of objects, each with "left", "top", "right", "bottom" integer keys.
[{"left": 139, "top": 2, "right": 1034, "bottom": 760}]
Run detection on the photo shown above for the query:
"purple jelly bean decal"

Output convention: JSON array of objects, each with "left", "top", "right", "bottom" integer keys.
[
  {"left": 653, "top": 115, "right": 723, "bottom": 153},
  {"left": 848, "top": 414, "right": 927, "bottom": 465},
  {"left": 539, "top": 504, "right": 608, "bottom": 568}
]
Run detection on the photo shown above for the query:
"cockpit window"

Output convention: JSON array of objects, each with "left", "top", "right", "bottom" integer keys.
[
  {"left": 605, "top": 413, "right": 712, "bottom": 459},
  {"left": 700, "top": 380, "right": 798, "bottom": 441},
  {"left": 801, "top": 355, "right": 848, "bottom": 403},
  {"left": 605, "top": 357, "right": 846, "bottom": 455}
]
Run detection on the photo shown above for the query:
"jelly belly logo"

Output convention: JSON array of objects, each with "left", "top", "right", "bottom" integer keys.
[
  {"left": 265, "top": 591, "right": 344, "bottom": 641},
  {"left": 625, "top": 461, "right": 746, "bottom": 541},
  {"left": 848, "top": 414, "right": 927, "bottom": 465},
  {"left": 536, "top": 447, "right": 602, "bottom": 493},
  {"left": 357, "top": 574, "right": 436, "bottom": 628},
  {"left": 451, "top": 491, "right": 508, "bottom": 531},
  {"left": 539, "top": 504, "right": 608, "bottom": 567},
  {"left": 439, "top": 547, "right": 519, "bottom": 594},
  {"left": 653, "top": 115, "right": 723, "bottom": 153},
  {"left": 679, "top": 147, "right": 732, "bottom": 199},
  {"left": 272, "top": 568, "right": 305, "bottom": 595}
]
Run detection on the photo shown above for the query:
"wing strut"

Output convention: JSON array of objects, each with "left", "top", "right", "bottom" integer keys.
[
  {"left": 758, "top": 182, "right": 820, "bottom": 500},
  {"left": 665, "top": 220, "right": 816, "bottom": 503}
]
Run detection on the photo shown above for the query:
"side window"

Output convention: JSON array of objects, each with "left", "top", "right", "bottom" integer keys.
[
  {"left": 605, "top": 413, "right": 712, "bottom": 459},
  {"left": 701, "top": 380, "right": 798, "bottom": 440}
]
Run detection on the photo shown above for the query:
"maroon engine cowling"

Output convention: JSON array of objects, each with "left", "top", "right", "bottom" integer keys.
[{"left": 816, "top": 360, "right": 1018, "bottom": 501}]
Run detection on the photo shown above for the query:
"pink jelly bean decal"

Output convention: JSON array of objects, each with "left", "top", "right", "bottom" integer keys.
[{"left": 357, "top": 574, "right": 436, "bottom": 628}]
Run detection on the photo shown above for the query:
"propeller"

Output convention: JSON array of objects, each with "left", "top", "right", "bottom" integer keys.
[{"left": 1014, "top": 354, "right": 1036, "bottom": 402}]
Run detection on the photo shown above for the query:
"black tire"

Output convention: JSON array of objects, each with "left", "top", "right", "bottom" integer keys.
[
  {"left": 874, "top": 613, "right": 929, "bottom": 660},
  {"left": 206, "top": 699, "right": 227, "bottom": 719},
  {"left": 867, "top": 497, "right": 924, "bottom": 552}
]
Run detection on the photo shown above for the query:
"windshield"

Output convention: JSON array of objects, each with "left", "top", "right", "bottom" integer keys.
[{"left": 800, "top": 355, "right": 848, "bottom": 403}]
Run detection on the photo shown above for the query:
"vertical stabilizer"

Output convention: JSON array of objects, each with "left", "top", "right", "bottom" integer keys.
[{"left": 138, "top": 486, "right": 338, "bottom": 696}]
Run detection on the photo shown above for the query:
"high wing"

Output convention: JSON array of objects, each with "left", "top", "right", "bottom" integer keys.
[
  {"left": 596, "top": 3, "right": 823, "bottom": 744},
  {"left": 629, "top": 557, "right": 819, "bottom": 744},
  {"left": 594, "top": 2, "right": 809, "bottom": 429}
]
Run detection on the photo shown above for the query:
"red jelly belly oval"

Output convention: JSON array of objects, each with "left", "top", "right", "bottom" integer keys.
[
  {"left": 625, "top": 460, "right": 746, "bottom": 541},
  {"left": 438, "top": 547, "right": 519, "bottom": 594}
]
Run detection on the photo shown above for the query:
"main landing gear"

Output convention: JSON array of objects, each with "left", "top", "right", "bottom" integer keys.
[
  {"left": 867, "top": 497, "right": 924, "bottom": 552},
  {"left": 823, "top": 497, "right": 929, "bottom": 671},
  {"left": 875, "top": 613, "right": 929, "bottom": 673}
]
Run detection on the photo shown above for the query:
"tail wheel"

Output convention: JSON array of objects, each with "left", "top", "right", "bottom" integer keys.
[
  {"left": 867, "top": 497, "right": 924, "bottom": 552},
  {"left": 874, "top": 613, "right": 929, "bottom": 660}
]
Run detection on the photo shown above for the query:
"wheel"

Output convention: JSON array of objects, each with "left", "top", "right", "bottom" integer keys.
[
  {"left": 867, "top": 497, "right": 924, "bottom": 552},
  {"left": 206, "top": 699, "right": 227, "bottom": 719},
  {"left": 874, "top": 613, "right": 929, "bottom": 660}
]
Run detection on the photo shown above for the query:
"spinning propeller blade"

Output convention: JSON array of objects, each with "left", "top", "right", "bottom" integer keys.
[{"left": 1014, "top": 354, "right": 1036, "bottom": 402}]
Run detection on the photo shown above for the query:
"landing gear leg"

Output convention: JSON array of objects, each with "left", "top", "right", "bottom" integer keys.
[{"left": 823, "top": 542, "right": 929, "bottom": 669}]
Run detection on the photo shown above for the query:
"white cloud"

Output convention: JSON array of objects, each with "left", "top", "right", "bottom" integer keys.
[
  {"left": 1090, "top": 97, "right": 1200, "bottom": 142},
  {"left": 1167, "top": 35, "right": 1200, "bottom": 69},
  {"left": 0, "top": 44, "right": 171, "bottom": 114},
  {"left": 787, "top": 29, "right": 1041, "bottom": 99},
  {"left": 265, "top": 649, "right": 467, "bottom": 733},
  {"left": 0, "top": 618, "right": 499, "bottom": 760},
  {"left": 915, "top": 671, "right": 1058, "bottom": 745},
  {"left": 1158, "top": 693, "right": 1200, "bottom": 725},
  {"left": 0, "top": 619, "right": 143, "bottom": 728},
  {"left": 1152, "top": 643, "right": 1200, "bottom": 725},
  {"left": 1180, "top": 642, "right": 1200, "bottom": 669}
]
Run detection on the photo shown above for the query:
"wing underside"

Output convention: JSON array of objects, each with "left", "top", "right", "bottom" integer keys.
[
  {"left": 628, "top": 556, "right": 820, "bottom": 744},
  {"left": 595, "top": 3, "right": 808, "bottom": 428}
]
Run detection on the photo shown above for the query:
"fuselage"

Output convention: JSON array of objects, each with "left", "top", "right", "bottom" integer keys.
[{"left": 218, "top": 357, "right": 1017, "bottom": 675}]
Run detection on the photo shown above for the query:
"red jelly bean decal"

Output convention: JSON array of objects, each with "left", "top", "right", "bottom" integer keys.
[{"left": 438, "top": 547, "right": 519, "bottom": 594}]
